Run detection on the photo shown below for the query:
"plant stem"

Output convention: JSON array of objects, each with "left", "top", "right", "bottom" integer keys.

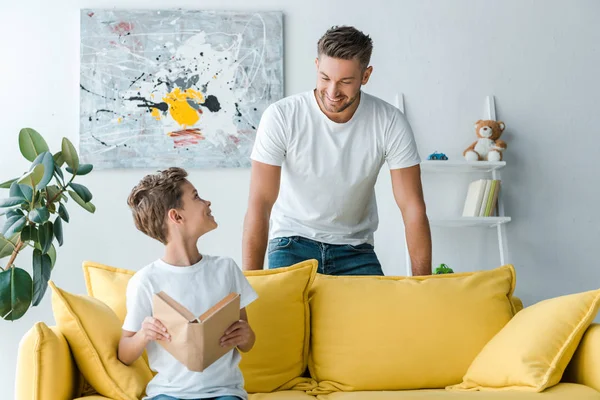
[
  {"left": 49, "top": 172, "right": 75, "bottom": 204},
  {"left": 4, "top": 239, "right": 23, "bottom": 271}
]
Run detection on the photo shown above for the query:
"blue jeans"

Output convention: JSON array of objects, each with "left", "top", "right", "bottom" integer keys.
[
  {"left": 268, "top": 236, "right": 384, "bottom": 276},
  {"left": 149, "top": 396, "right": 241, "bottom": 400}
]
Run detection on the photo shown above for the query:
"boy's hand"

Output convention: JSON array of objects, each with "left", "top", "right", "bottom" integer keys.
[
  {"left": 141, "top": 317, "right": 171, "bottom": 342},
  {"left": 220, "top": 319, "right": 254, "bottom": 351}
]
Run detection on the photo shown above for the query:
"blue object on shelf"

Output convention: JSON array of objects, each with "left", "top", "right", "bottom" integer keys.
[{"left": 427, "top": 152, "right": 448, "bottom": 160}]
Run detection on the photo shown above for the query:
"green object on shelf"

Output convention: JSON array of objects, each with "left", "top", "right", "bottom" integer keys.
[{"left": 434, "top": 264, "right": 454, "bottom": 274}]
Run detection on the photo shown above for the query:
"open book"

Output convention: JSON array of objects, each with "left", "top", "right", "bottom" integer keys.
[{"left": 152, "top": 291, "right": 241, "bottom": 372}]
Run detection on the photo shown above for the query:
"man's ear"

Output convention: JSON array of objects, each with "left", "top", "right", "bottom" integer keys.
[{"left": 362, "top": 66, "right": 373, "bottom": 85}]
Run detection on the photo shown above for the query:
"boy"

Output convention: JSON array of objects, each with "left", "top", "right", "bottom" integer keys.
[{"left": 119, "top": 167, "right": 258, "bottom": 400}]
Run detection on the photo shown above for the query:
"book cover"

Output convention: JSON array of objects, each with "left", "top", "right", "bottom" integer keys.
[{"left": 152, "top": 291, "right": 241, "bottom": 372}]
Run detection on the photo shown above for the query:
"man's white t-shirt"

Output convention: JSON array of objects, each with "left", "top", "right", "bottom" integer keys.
[
  {"left": 251, "top": 90, "right": 421, "bottom": 246},
  {"left": 122, "top": 255, "right": 258, "bottom": 400}
]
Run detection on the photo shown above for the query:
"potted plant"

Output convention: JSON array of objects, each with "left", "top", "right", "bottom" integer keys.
[{"left": 0, "top": 128, "right": 95, "bottom": 321}]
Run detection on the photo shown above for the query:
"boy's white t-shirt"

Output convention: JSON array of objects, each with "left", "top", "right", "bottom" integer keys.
[
  {"left": 250, "top": 90, "right": 421, "bottom": 246},
  {"left": 122, "top": 255, "right": 258, "bottom": 400}
]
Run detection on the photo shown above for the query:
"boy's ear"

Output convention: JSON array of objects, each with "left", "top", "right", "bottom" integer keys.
[{"left": 167, "top": 208, "right": 183, "bottom": 224}]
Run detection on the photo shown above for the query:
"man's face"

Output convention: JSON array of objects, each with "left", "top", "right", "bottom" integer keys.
[{"left": 315, "top": 55, "right": 372, "bottom": 114}]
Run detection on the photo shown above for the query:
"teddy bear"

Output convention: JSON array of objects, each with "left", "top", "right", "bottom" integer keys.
[{"left": 463, "top": 120, "right": 507, "bottom": 161}]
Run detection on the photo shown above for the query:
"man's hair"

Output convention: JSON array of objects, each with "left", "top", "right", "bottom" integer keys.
[
  {"left": 127, "top": 167, "right": 188, "bottom": 244},
  {"left": 317, "top": 26, "right": 373, "bottom": 70}
]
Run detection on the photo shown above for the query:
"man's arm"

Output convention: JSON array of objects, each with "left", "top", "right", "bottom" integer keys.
[
  {"left": 390, "top": 165, "right": 432, "bottom": 275},
  {"left": 242, "top": 161, "right": 281, "bottom": 271}
]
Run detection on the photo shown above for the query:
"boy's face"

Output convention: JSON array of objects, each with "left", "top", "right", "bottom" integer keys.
[{"left": 172, "top": 180, "right": 217, "bottom": 239}]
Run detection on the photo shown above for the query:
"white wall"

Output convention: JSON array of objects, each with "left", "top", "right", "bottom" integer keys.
[{"left": 1, "top": 0, "right": 599, "bottom": 397}]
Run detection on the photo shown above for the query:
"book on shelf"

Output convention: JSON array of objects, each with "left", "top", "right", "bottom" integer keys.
[{"left": 462, "top": 179, "right": 501, "bottom": 217}]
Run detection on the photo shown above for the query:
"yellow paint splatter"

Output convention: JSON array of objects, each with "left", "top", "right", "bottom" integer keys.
[
  {"left": 151, "top": 108, "right": 161, "bottom": 120},
  {"left": 163, "top": 88, "right": 205, "bottom": 127},
  {"left": 117, "top": 117, "right": 122, "bottom": 123}
]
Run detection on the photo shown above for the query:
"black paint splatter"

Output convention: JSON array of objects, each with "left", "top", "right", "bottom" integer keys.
[
  {"left": 128, "top": 73, "right": 146, "bottom": 88},
  {"left": 126, "top": 96, "right": 168, "bottom": 112},
  {"left": 234, "top": 102, "right": 242, "bottom": 117},
  {"left": 80, "top": 84, "right": 116, "bottom": 101},
  {"left": 202, "top": 95, "right": 221, "bottom": 112},
  {"left": 95, "top": 109, "right": 119, "bottom": 116}
]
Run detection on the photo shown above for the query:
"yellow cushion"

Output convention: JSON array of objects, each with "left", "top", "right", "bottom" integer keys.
[
  {"left": 565, "top": 324, "right": 600, "bottom": 392},
  {"left": 83, "top": 260, "right": 135, "bottom": 322},
  {"left": 241, "top": 260, "right": 318, "bottom": 393},
  {"left": 314, "top": 383, "right": 600, "bottom": 399},
  {"left": 49, "top": 281, "right": 153, "bottom": 400},
  {"left": 449, "top": 289, "right": 600, "bottom": 392},
  {"left": 249, "top": 391, "right": 320, "bottom": 399},
  {"left": 15, "top": 322, "right": 79, "bottom": 400},
  {"left": 81, "top": 258, "right": 318, "bottom": 393},
  {"left": 308, "top": 265, "right": 516, "bottom": 393}
]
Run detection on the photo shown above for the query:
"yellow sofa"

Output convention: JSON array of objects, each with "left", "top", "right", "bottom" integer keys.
[{"left": 15, "top": 260, "right": 600, "bottom": 400}]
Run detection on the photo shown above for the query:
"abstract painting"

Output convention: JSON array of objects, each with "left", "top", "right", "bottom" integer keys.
[{"left": 80, "top": 10, "right": 283, "bottom": 169}]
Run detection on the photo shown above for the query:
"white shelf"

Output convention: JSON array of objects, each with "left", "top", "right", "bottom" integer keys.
[
  {"left": 421, "top": 160, "right": 506, "bottom": 173},
  {"left": 429, "top": 216, "right": 511, "bottom": 228}
]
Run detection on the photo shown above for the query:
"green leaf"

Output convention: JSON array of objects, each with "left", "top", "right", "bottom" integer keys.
[
  {"left": 37, "top": 222, "right": 53, "bottom": 254},
  {"left": 53, "top": 151, "right": 65, "bottom": 168},
  {"left": 9, "top": 181, "right": 33, "bottom": 202},
  {"left": 58, "top": 203, "right": 69, "bottom": 223},
  {"left": 29, "top": 207, "right": 50, "bottom": 224},
  {"left": 32, "top": 249, "right": 52, "bottom": 306},
  {"left": 31, "top": 152, "right": 55, "bottom": 190},
  {"left": 20, "top": 225, "right": 37, "bottom": 243},
  {"left": 19, "top": 128, "right": 49, "bottom": 162},
  {"left": 54, "top": 164, "right": 64, "bottom": 182},
  {"left": 6, "top": 209, "right": 24, "bottom": 220},
  {"left": 0, "top": 197, "right": 25, "bottom": 208},
  {"left": 2, "top": 216, "right": 19, "bottom": 235},
  {"left": 46, "top": 185, "right": 62, "bottom": 203},
  {"left": 47, "top": 244, "right": 56, "bottom": 270},
  {"left": 66, "top": 164, "right": 93, "bottom": 176},
  {"left": 0, "top": 267, "right": 33, "bottom": 320},
  {"left": 18, "top": 164, "right": 45, "bottom": 189},
  {"left": 69, "top": 183, "right": 93, "bottom": 203},
  {"left": 61, "top": 138, "right": 79, "bottom": 172},
  {"left": 68, "top": 190, "right": 95, "bottom": 213},
  {"left": 0, "top": 234, "right": 16, "bottom": 259},
  {"left": 54, "top": 217, "right": 63, "bottom": 247},
  {"left": 0, "top": 178, "right": 18, "bottom": 189},
  {"left": 3, "top": 216, "right": 26, "bottom": 238}
]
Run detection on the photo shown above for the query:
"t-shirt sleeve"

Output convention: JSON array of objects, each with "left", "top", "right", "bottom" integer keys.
[
  {"left": 229, "top": 260, "right": 258, "bottom": 309},
  {"left": 122, "top": 274, "right": 153, "bottom": 332},
  {"left": 385, "top": 110, "right": 421, "bottom": 170},
  {"left": 250, "top": 103, "right": 288, "bottom": 166}
]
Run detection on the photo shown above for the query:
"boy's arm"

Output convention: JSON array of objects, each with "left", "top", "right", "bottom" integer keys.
[
  {"left": 220, "top": 308, "right": 255, "bottom": 353},
  {"left": 118, "top": 317, "right": 170, "bottom": 365}
]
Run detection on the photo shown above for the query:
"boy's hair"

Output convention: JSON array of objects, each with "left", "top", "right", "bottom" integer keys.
[
  {"left": 127, "top": 167, "right": 188, "bottom": 244},
  {"left": 317, "top": 25, "right": 373, "bottom": 70}
]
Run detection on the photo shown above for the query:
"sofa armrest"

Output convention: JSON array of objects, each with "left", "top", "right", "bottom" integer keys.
[
  {"left": 564, "top": 323, "right": 600, "bottom": 391},
  {"left": 16, "top": 322, "right": 80, "bottom": 400}
]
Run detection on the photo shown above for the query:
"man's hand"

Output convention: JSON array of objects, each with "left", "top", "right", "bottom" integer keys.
[
  {"left": 140, "top": 316, "right": 171, "bottom": 343},
  {"left": 220, "top": 319, "right": 255, "bottom": 352}
]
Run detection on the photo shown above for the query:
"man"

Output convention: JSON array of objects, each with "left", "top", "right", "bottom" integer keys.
[{"left": 242, "top": 26, "right": 431, "bottom": 276}]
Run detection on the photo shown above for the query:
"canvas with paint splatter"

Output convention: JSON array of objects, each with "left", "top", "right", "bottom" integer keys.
[{"left": 80, "top": 10, "right": 283, "bottom": 169}]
